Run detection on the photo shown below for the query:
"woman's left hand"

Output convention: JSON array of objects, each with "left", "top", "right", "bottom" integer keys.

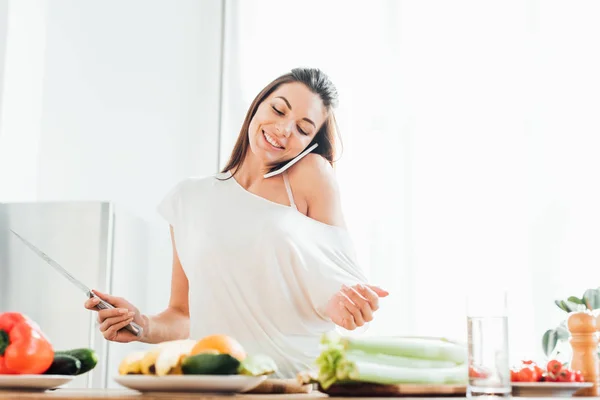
[{"left": 325, "top": 284, "right": 389, "bottom": 330}]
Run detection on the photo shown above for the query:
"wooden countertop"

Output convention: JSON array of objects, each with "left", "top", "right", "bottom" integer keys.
[
  {"left": 0, "top": 389, "right": 325, "bottom": 399},
  {"left": 0, "top": 389, "right": 562, "bottom": 400},
  {"left": 3, "top": 390, "right": 322, "bottom": 400}
]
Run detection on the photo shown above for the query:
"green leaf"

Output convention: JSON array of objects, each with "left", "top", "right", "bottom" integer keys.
[
  {"left": 568, "top": 296, "right": 584, "bottom": 305},
  {"left": 583, "top": 288, "right": 600, "bottom": 310},
  {"left": 542, "top": 329, "right": 559, "bottom": 357},
  {"left": 555, "top": 300, "right": 582, "bottom": 312},
  {"left": 555, "top": 321, "right": 571, "bottom": 340}
]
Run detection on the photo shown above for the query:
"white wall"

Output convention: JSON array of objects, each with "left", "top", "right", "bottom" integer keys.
[
  {"left": 0, "top": 0, "right": 48, "bottom": 200},
  {"left": 0, "top": 0, "right": 8, "bottom": 127},
  {"left": 0, "top": 0, "right": 223, "bottom": 327}
]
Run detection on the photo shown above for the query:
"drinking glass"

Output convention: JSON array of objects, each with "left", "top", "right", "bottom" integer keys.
[{"left": 466, "top": 290, "right": 511, "bottom": 397}]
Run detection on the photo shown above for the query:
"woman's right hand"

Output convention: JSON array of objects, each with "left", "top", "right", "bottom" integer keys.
[{"left": 84, "top": 290, "right": 145, "bottom": 343}]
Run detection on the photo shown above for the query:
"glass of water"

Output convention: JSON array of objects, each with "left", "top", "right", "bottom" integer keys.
[{"left": 466, "top": 290, "right": 510, "bottom": 398}]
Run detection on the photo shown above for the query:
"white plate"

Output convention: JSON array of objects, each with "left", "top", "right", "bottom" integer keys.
[
  {"left": 114, "top": 375, "right": 267, "bottom": 393},
  {"left": 0, "top": 375, "right": 74, "bottom": 391},
  {"left": 512, "top": 382, "right": 593, "bottom": 397}
]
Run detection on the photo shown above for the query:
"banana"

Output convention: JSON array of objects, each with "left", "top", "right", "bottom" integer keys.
[
  {"left": 119, "top": 340, "right": 198, "bottom": 376},
  {"left": 118, "top": 351, "right": 147, "bottom": 375},
  {"left": 140, "top": 348, "right": 162, "bottom": 375},
  {"left": 155, "top": 339, "right": 197, "bottom": 376}
]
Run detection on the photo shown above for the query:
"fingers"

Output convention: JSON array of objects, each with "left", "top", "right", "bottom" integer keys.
[
  {"left": 100, "top": 312, "right": 134, "bottom": 333},
  {"left": 99, "top": 311, "right": 135, "bottom": 333},
  {"left": 84, "top": 296, "right": 100, "bottom": 310},
  {"left": 83, "top": 290, "right": 138, "bottom": 343},
  {"left": 355, "top": 284, "right": 380, "bottom": 313},
  {"left": 103, "top": 316, "right": 135, "bottom": 341},
  {"left": 342, "top": 285, "right": 372, "bottom": 324},
  {"left": 91, "top": 289, "right": 119, "bottom": 304},
  {"left": 367, "top": 285, "right": 389, "bottom": 297},
  {"left": 339, "top": 295, "right": 365, "bottom": 328},
  {"left": 97, "top": 308, "right": 131, "bottom": 324},
  {"left": 328, "top": 283, "right": 389, "bottom": 331}
]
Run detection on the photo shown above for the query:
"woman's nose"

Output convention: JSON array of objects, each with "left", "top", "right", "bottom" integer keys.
[{"left": 276, "top": 120, "right": 293, "bottom": 137}]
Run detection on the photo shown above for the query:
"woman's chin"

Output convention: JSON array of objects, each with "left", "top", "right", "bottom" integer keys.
[{"left": 253, "top": 146, "right": 284, "bottom": 164}]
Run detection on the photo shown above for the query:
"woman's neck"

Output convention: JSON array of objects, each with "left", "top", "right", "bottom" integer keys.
[{"left": 232, "top": 152, "right": 271, "bottom": 189}]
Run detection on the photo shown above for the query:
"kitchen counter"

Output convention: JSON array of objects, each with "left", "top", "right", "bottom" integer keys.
[
  {"left": 0, "top": 389, "right": 318, "bottom": 400},
  {"left": 0, "top": 390, "right": 321, "bottom": 399},
  {"left": 0, "top": 390, "right": 566, "bottom": 400},
  {"left": 0, "top": 390, "right": 325, "bottom": 400}
]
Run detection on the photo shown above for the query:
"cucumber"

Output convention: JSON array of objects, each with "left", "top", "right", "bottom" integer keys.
[
  {"left": 56, "top": 348, "right": 98, "bottom": 375},
  {"left": 44, "top": 354, "right": 81, "bottom": 375},
  {"left": 182, "top": 353, "right": 241, "bottom": 375}
]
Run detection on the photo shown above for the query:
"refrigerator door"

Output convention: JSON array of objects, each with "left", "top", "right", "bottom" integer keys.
[{"left": 0, "top": 202, "right": 113, "bottom": 388}]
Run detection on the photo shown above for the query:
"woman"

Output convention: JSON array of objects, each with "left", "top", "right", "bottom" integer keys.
[{"left": 85, "top": 68, "right": 388, "bottom": 377}]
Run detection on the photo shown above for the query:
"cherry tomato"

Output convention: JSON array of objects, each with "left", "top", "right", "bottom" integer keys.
[
  {"left": 573, "top": 371, "right": 585, "bottom": 382},
  {"left": 522, "top": 360, "right": 535, "bottom": 365},
  {"left": 511, "top": 368, "right": 520, "bottom": 382},
  {"left": 547, "top": 359, "right": 563, "bottom": 376},
  {"left": 557, "top": 369, "right": 574, "bottom": 382},
  {"left": 470, "top": 365, "right": 488, "bottom": 378},
  {"left": 532, "top": 364, "right": 544, "bottom": 378},
  {"left": 518, "top": 365, "right": 540, "bottom": 382}
]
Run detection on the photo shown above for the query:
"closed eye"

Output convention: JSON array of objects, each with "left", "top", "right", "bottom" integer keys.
[{"left": 272, "top": 105, "right": 309, "bottom": 135}]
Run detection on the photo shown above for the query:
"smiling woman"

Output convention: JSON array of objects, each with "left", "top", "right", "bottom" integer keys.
[
  {"left": 83, "top": 67, "right": 388, "bottom": 378},
  {"left": 221, "top": 68, "right": 339, "bottom": 178}
]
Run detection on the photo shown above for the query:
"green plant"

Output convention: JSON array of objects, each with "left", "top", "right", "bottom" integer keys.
[{"left": 542, "top": 287, "right": 600, "bottom": 357}]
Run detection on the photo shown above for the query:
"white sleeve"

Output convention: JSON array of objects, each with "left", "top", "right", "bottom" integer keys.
[{"left": 156, "top": 179, "right": 189, "bottom": 228}]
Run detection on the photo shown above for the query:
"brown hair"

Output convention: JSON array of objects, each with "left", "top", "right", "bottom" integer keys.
[{"left": 220, "top": 67, "right": 340, "bottom": 176}]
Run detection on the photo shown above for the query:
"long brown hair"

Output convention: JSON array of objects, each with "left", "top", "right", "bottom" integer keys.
[{"left": 221, "top": 68, "right": 341, "bottom": 176}]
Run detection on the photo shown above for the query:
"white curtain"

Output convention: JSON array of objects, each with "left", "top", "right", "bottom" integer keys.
[{"left": 220, "top": 0, "right": 600, "bottom": 364}]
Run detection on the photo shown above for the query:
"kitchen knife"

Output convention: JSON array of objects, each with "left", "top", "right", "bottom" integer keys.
[{"left": 10, "top": 229, "right": 143, "bottom": 337}]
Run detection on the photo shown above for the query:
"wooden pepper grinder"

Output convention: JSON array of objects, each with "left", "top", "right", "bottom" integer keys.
[{"left": 568, "top": 310, "right": 600, "bottom": 396}]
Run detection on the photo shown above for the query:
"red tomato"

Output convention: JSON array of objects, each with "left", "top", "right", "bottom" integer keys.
[
  {"left": 511, "top": 368, "right": 520, "bottom": 382},
  {"left": 557, "top": 369, "right": 575, "bottom": 382},
  {"left": 469, "top": 365, "right": 490, "bottom": 379},
  {"left": 532, "top": 364, "right": 544, "bottom": 378},
  {"left": 547, "top": 359, "right": 563, "bottom": 375},
  {"left": 544, "top": 372, "right": 557, "bottom": 382},
  {"left": 518, "top": 365, "right": 540, "bottom": 382},
  {"left": 573, "top": 371, "right": 585, "bottom": 382},
  {"left": 521, "top": 360, "right": 535, "bottom": 365}
]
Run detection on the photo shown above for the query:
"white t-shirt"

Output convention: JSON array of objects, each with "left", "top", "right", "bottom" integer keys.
[{"left": 157, "top": 170, "right": 368, "bottom": 377}]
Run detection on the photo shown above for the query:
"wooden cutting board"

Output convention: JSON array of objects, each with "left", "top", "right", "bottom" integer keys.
[
  {"left": 245, "top": 378, "right": 314, "bottom": 394},
  {"left": 318, "top": 382, "right": 466, "bottom": 397}
]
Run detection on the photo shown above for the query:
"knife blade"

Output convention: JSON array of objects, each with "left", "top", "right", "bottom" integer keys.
[{"left": 10, "top": 229, "right": 143, "bottom": 337}]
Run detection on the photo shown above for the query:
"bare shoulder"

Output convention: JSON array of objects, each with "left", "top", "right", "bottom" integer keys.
[
  {"left": 287, "top": 153, "right": 346, "bottom": 228},
  {"left": 288, "top": 153, "right": 335, "bottom": 185}
]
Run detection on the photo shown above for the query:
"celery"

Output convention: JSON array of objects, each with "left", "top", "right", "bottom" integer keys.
[
  {"left": 345, "top": 350, "right": 457, "bottom": 369},
  {"left": 346, "top": 361, "right": 467, "bottom": 385},
  {"left": 322, "top": 333, "right": 466, "bottom": 364},
  {"left": 316, "top": 333, "right": 468, "bottom": 389},
  {"left": 316, "top": 346, "right": 467, "bottom": 389}
]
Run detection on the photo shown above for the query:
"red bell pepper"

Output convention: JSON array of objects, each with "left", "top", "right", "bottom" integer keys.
[{"left": 0, "top": 312, "right": 54, "bottom": 374}]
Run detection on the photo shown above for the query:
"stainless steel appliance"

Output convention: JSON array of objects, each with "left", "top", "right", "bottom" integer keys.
[{"left": 0, "top": 202, "right": 148, "bottom": 388}]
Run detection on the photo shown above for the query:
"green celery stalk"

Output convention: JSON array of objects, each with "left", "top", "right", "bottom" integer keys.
[
  {"left": 316, "top": 346, "right": 467, "bottom": 389},
  {"left": 340, "top": 336, "right": 467, "bottom": 364},
  {"left": 345, "top": 350, "right": 457, "bottom": 369},
  {"left": 346, "top": 360, "right": 467, "bottom": 386}
]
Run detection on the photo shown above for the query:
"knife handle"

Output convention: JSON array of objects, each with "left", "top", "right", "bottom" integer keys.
[{"left": 93, "top": 295, "right": 144, "bottom": 338}]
